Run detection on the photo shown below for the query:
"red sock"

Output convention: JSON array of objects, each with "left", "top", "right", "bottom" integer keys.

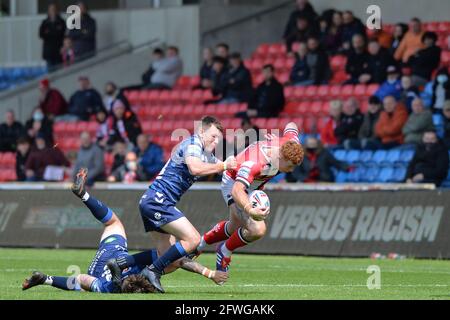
[
  {"left": 224, "top": 228, "right": 249, "bottom": 252},
  {"left": 203, "top": 221, "right": 231, "bottom": 245}
]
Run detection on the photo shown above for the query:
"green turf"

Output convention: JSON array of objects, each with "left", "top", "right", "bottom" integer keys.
[{"left": 1, "top": 248, "right": 449, "bottom": 300}]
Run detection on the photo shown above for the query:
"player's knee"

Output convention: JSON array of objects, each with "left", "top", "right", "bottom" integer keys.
[
  {"left": 247, "top": 222, "right": 267, "bottom": 240},
  {"left": 185, "top": 232, "right": 201, "bottom": 252}
]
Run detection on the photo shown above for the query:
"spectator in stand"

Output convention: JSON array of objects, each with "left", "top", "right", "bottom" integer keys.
[
  {"left": 290, "top": 42, "right": 310, "bottom": 85},
  {"left": 304, "top": 36, "right": 331, "bottom": 85},
  {"left": 406, "top": 131, "right": 449, "bottom": 186},
  {"left": 108, "top": 151, "right": 147, "bottom": 183},
  {"left": 334, "top": 98, "right": 364, "bottom": 149},
  {"left": 38, "top": 79, "right": 67, "bottom": 120},
  {"left": 358, "top": 96, "right": 383, "bottom": 150},
  {"left": 215, "top": 43, "right": 230, "bottom": 64},
  {"left": 210, "top": 56, "right": 229, "bottom": 100},
  {"left": 0, "top": 110, "right": 25, "bottom": 152},
  {"left": 134, "top": 134, "right": 165, "bottom": 181},
  {"left": 390, "top": 23, "right": 409, "bottom": 56},
  {"left": 374, "top": 65, "right": 403, "bottom": 101},
  {"left": 285, "top": 14, "right": 318, "bottom": 53},
  {"left": 25, "top": 133, "right": 70, "bottom": 182},
  {"left": 286, "top": 136, "right": 350, "bottom": 183},
  {"left": 375, "top": 95, "right": 409, "bottom": 149},
  {"left": 248, "top": 64, "right": 285, "bottom": 118},
  {"left": 72, "top": 131, "right": 105, "bottom": 186},
  {"left": 400, "top": 75, "right": 420, "bottom": 112},
  {"left": 319, "top": 11, "right": 343, "bottom": 55},
  {"left": 95, "top": 110, "right": 112, "bottom": 149},
  {"left": 421, "top": 68, "right": 450, "bottom": 113},
  {"left": 60, "top": 36, "right": 75, "bottom": 67},
  {"left": 394, "top": 18, "right": 425, "bottom": 64},
  {"left": 320, "top": 100, "right": 342, "bottom": 148},
  {"left": 135, "top": 48, "right": 164, "bottom": 90},
  {"left": 67, "top": 1, "right": 96, "bottom": 60},
  {"left": 402, "top": 98, "right": 435, "bottom": 146},
  {"left": 199, "top": 47, "right": 214, "bottom": 89},
  {"left": 371, "top": 25, "right": 393, "bottom": 50},
  {"left": 103, "top": 81, "right": 130, "bottom": 113},
  {"left": 442, "top": 101, "right": 450, "bottom": 149},
  {"left": 39, "top": 3, "right": 66, "bottom": 71},
  {"left": 345, "top": 34, "right": 370, "bottom": 84},
  {"left": 16, "top": 137, "right": 31, "bottom": 181},
  {"left": 148, "top": 46, "right": 183, "bottom": 90},
  {"left": 340, "top": 11, "right": 366, "bottom": 52},
  {"left": 67, "top": 76, "right": 105, "bottom": 121},
  {"left": 218, "top": 52, "right": 253, "bottom": 104},
  {"left": 366, "top": 39, "right": 396, "bottom": 84},
  {"left": 110, "top": 140, "right": 128, "bottom": 174},
  {"left": 283, "top": 0, "right": 318, "bottom": 43},
  {"left": 407, "top": 32, "right": 442, "bottom": 87},
  {"left": 109, "top": 100, "right": 142, "bottom": 147},
  {"left": 25, "top": 107, "right": 54, "bottom": 146}
]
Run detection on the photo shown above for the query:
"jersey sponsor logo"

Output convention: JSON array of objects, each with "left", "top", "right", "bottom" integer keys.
[
  {"left": 155, "top": 192, "right": 165, "bottom": 204},
  {"left": 154, "top": 212, "right": 162, "bottom": 220}
]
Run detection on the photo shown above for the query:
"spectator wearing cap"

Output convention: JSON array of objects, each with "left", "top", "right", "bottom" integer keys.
[
  {"left": 25, "top": 107, "right": 54, "bottom": 146},
  {"left": 66, "top": 1, "right": 96, "bottom": 60},
  {"left": 218, "top": 52, "right": 253, "bottom": 104},
  {"left": 421, "top": 68, "right": 450, "bottom": 113},
  {"left": 374, "top": 66, "right": 402, "bottom": 101},
  {"left": 109, "top": 100, "right": 142, "bottom": 147},
  {"left": 283, "top": 0, "right": 318, "bottom": 43},
  {"left": 394, "top": 18, "right": 425, "bottom": 64},
  {"left": 0, "top": 110, "right": 25, "bottom": 152},
  {"left": 16, "top": 137, "right": 31, "bottom": 181},
  {"left": 442, "top": 101, "right": 450, "bottom": 149},
  {"left": 406, "top": 131, "right": 449, "bottom": 186},
  {"left": 345, "top": 34, "right": 371, "bottom": 84},
  {"left": 366, "top": 39, "right": 396, "bottom": 84},
  {"left": 248, "top": 64, "right": 285, "bottom": 118},
  {"left": 25, "top": 133, "right": 70, "bottom": 182},
  {"left": 400, "top": 75, "right": 420, "bottom": 112},
  {"left": 67, "top": 76, "right": 105, "bottom": 121},
  {"left": 38, "top": 79, "right": 67, "bottom": 120},
  {"left": 39, "top": 3, "right": 66, "bottom": 70},
  {"left": 285, "top": 14, "right": 318, "bottom": 53},
  {"left": 320, "top": 100, "right": 342, "bottom": 148},
  {"left": 402, "top": 98, "right": 435, "bottom": 146},
  {"left": 334, "top": 98, "right": 364, "bottom": 149},
  {"left": 358, "top": 96, "right": 383, "bottom": 150},
  {"left": 407, "top": 31, "right": 442, "bottom": 87},
  {"left": 134, "top": 134, "right": 165, "bottom": 181},
  {"left": 73, "top": 131, "right": 105, "bottom": 186},
  {"left": 148, "top": 46, "right": 183, "bottom": 90},
  {"left": 375, "top": 95, "right": 409, "bottom": 149}
]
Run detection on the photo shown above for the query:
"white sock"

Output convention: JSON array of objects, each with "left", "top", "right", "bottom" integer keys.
[
  {"left": 44, "top": 276, "right": 53, "bottom": 285},
  {"left": 197, "top": 236, "right": 207, "bottom": 251},
  {"left": 221, "top": 243, "right": 233, "bottom": 257},
  {"left": 82, "top": 192, "right": 90, "bottom": 202}
]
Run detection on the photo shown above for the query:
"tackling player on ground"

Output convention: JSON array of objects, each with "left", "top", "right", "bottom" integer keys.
[
  {"left": 107, "top": 116, "right": 237, "bottom": 293},
  {"left": 196, "top": 122, "right": 304, "bottom": 272},
  {"left": 22, "top": 168, "right": 228, "bottom": 293}
]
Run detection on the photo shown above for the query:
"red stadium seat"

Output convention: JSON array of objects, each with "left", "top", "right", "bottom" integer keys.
[
  {"left": 354, "top": 84, "right": 367, "bottom": 97},
  {"left": 317, "top": 85, "right": 330, "bottom": 97},
  {"left": 366, "top": 84, "right": 380, "bottom": 96},
  {"left": 341, "top": 85, "right": 354, "bottom": 98},
  {"left": 284, "top": 86, "right": 295, "bottom": 100}
]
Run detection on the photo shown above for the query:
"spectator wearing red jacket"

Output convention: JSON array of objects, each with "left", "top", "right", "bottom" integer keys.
[
  {"left": 38, "top": 79, "right": 67, "bottom": 120},
  {"left": 320, "top": 100, "right": 342, "bottom": 148}
]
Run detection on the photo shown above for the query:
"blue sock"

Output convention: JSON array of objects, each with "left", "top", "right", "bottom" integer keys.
[
  {"left": 116, "top": 249, "right": 158, "bottom": 269},
  {"left": 82, "top": 193, "right": 113, "bottom": 224},
  {"left": 152, "top": 242, "right": 187, "bottom": 273},
  {"left": 46, "top": 276, "right": 81, "bottom": 291}
]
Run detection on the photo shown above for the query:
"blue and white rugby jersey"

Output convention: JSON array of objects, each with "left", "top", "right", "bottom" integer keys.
[{"left": 149, "top": 134, "right": 218, "bottom": 204}]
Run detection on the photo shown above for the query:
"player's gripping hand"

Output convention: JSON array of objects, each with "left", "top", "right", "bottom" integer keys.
[
  {"left": 224, "top": 156, "right": 238, "bottom": 171},
  {"left": 248, "top": 206, "right": 270, "bottom": 221},
  {"left": 212, "top": 271, "right": 229, "bottom": 285}
]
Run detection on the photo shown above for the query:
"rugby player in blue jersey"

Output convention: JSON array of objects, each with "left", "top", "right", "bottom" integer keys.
[
  {"left": 107, "top": 116, "right": 237, "bottom": 293},
  {"left": 22, "top": 168, "right": 228, "bottom": 294}
]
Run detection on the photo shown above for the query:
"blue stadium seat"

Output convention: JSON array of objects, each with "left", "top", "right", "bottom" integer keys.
[
  {"left": 378, "top": 167, "right": 394, "bottom": 182},
  {"left": 345, "top": 150, "right": 360, "bottom": 164},
  {"left": 399, "top": 149, "right": 415, "bottom": 164},
  {"left": 433, "top": 114, "right": 444, "bottom": 127},
  {"left": 333, "top": 149, "right": 346, "bottom": 161},
  {"left": 335, "top": 171, "right": 348, "bottom": 183},
  {"left": 392, "top": 167, "right": 407, "bottom": 182},
  {"left": 347, "top": 167, "right": 363, "bottom": 182},
  {"left": 383, "top": 149, "right": 402, "bottom": 166},
  {"left": 359, "top": 150, "right": 373, "bottom": 164},
  {"left": 371, "top": 150, "right": 388, "bottom": 166},
  {"left": 362, "top": 167, "right": 380, "bottom": 183}
]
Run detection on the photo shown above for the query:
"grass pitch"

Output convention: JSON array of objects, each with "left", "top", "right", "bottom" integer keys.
[{"left": 1, "top": 248, "right": 449, "bottom": 300}]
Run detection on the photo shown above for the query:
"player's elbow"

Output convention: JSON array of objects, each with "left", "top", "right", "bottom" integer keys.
[{"left": 231, "top": 183, "right": 245, "bottom": 200}]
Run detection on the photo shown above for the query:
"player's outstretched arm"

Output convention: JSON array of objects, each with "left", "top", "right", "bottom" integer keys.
[
  {"left": 178, "top": 257, "right": 228, "bottom": 285},
  {"left": 185, "top": 156, "right": 237, "bottom": 176}
]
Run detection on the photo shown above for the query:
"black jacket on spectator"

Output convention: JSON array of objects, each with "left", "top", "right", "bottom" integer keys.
[
  {"left": 367, "top": 48, "right": 396, "bottom": 84},
  {"left": 0, "top": 122, "right": 25, "bottom": 152},
  {"left": 406, "top": 141, "right": 449, "bottom": 186},
  {"left": 25, "top": 117, "right": 54, "bottom": 146},
  {"left": 285, "top": 25, "right": 318, "bottom": 52},
  {"left": 444, "top": 116, "right": 450, "bottom": 149},
  {"left": 68, "top": 88, "right": 105, "bottom": 121},
  {"left": 67, "top": 13, "right": 96, "bottom": 59},
  {"left": 251, "top": 78, "right": 285, "bottom": 118},
  {"left": 283, "top": 3, "right": 318, "bottom": 39},
  {"left": 211, "top": 69, "right": 229, "bottom": 98},
  {"left": 224, "top": 64, "right": 253, "bottom": 103},
  {"left": 358, "top": 110, "right": 381, "bottom": 139},
  {"left": 346, "top": 50, "right": 370, "bottom": 82},
  {"left": 286, "top": 149, "right": 350, "bottom": 182},
  {"left": 109, "top": 111, "right": 142, "bottom": 146},
  {"left": 16, "top": 150, "right": 30, "bottom": 181},
  {"left": 39, "top": 15, "right": 66, "bottom": 66},
  {"left": 290, "top": 53, "right": 310, "bottom": 83},
  {"left": 200, "top": 62, "right": 214, "bottom": 81},
  {"left": 408, "top": 45, "right": 442, "bottom": 81},
  {"left": 307, "top": 47, "right": 331, "bottom": 85},
  {"left": 341, "top": 18, "right": 366, "bottom": 45},
  {"left": 334, "top": 110, "right": 364, "bottom": 144}
]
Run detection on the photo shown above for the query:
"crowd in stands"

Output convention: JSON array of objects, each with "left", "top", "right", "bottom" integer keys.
[{"left": 1, "top": 0, "right": 450, "bottom": 187}]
